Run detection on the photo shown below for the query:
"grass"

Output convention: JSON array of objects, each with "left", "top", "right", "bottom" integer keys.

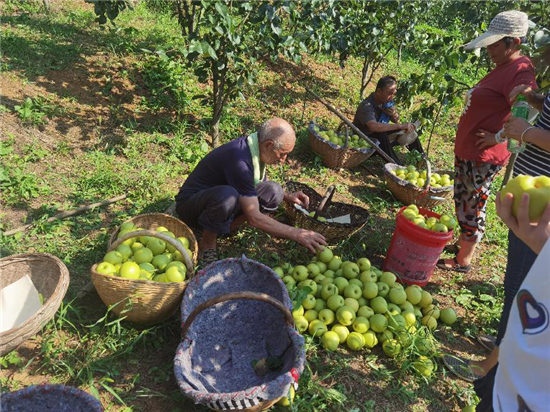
[{"left": 0, "top": 2, "right": 508, "bottom": 411}]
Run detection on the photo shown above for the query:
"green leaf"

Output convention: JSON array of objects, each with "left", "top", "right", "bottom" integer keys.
[
  {"left": 201, "top": 42, "right": 217, "bottom": 60},
  {"left": 214, "top": 2, "right": 229, "bottom": 19}
]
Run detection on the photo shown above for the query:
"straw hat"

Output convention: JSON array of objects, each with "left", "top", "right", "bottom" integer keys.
[{"left": 464, "top": 10, "right": 529, "bottom": 51}]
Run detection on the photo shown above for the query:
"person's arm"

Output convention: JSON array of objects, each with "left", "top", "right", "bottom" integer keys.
[
  {"left": 509, "top": 85, "right": 545, "bottom": 112},
  {"left": 239, "top": 196, "right": 327, "bottom": 253},
  {"left": 381, "top": 106, "right": 400, "bottom": 123},
  {"left": 496, "top": 192, "right": 550, "bottom": 255},
  {"left": 366, "top": 120, "right": 414, "bottom": 133},
  {"left": 503, "top": 117, "right": 550, "bottom": 152}
]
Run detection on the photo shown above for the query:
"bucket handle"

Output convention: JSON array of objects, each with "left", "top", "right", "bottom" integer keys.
[
  {"left": 181, "top": 292, "right": 294, "bottom": 341},
  {"left": 110, "top": 230, "right": 194, "bottom": 275}
]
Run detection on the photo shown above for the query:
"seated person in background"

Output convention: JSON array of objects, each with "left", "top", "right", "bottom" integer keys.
[
  {"left": 175, "top": 118, "right": 327, "bottom": 266},
  {"left": 353, "top": 75, "right": 423, "bottom": 164}
]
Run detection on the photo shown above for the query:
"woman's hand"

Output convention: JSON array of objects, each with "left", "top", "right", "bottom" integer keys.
[
  {"left": 503, "top": 116, "right": 531, "bottom": 142},
  {"left": 285, "top": 191, "right": 309, "bottom": 208},
  {"left": 509, "top": 84, "right": 533, "bottom": 103},
  {"left": 475, "top": 129, "right": 498, "bottom": 149}
]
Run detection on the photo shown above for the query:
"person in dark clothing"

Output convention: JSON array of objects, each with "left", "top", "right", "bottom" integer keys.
[
  {"left": 175, "top": 118, "right": 327, "bottom": 266},
  {"left": 353, "top": 76, "right": 423, "bottom": 164}
]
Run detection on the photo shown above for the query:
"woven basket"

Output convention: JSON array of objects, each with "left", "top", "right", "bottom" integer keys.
[
  {"left": 384, "top": 161, "right": 454, "bottom": 209},
  {"left": 1, "top": 384, "right": 103, "bottom": 412},
  {"left": 92, "top": 219, "right": 197, "bottom": 324},
  {"left": 175, "top": 256, "right": 305, "bottom": 411},
  {"left": 284, "top": 181, "right": 369, "bottom": 243},
  {"left": 0, "top": 253, "right": 70, "bottom": 356},
  {"left": 308, "top": 121, "right": 375, "bottom": 169}
]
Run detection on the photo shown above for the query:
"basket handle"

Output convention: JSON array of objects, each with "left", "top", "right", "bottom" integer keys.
[
  {"left": 109, "top": 230, "right": 194, "bottom": 274},
  {"left": 181, "top": 292, "right": 294, "bottom": 341},
  {"left": 313, "top": 185, "right": 336, "bottom": 219}
]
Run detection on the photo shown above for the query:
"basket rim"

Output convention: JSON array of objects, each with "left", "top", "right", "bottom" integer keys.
[
  {"left": 308, "top": 121, "right": 375, "bottom": 155},
  {"left": 383, "top": 163, "right": 454, "bottom": 194},
  {"left": 0, "top": 253, "right": 69, "bottom": 339},
  {"left": 1, "top": 384, "right": 102, "bottom": 411}
]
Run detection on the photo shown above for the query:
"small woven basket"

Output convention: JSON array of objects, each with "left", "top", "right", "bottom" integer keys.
[
  {"left": 1, "top": 384, "right": 103, "bottom": 412},
  {"left": 92, "top": 215, "right": 198, "bottom": 325},
  {"left": 0, "top": 253, "right": 70, "bottom": 356},
  {"left": 284, "top": 181, "right": 369, "bottom": 243},
  {"left": 308, "top": 121, "right": 375, "bottom": 169},
  {"left": 383, "top": 160, "right": 454, "bottom": 209},
  {"left": 175, "top": 256, "right": 305, "bottom": 411}
]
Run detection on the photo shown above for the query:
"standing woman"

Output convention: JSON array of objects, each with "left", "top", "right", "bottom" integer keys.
[{"left": 437, "top": 11, "right": 537, "bottom": 273}]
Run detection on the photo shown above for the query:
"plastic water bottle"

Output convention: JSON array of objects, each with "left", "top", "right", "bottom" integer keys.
[{"left": 507, "top": 94, "right": 530, "bottom": 153}]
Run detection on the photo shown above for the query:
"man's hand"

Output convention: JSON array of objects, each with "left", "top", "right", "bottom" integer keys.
[
  {"left": 503, "top": 116, "right": 531, "bottom": 142},
  {"left": 382, "top": 106, "right": 400, "bottom": 123},
  {"left": 285, "top": 191, "right": 309, "bottom": 209},
  {"left": 509, "top": 84, "right": 533, "bottom": 103},
  {"left": 294, "top": 229, "right": 327, "bottom": 254},
  {"left": 496, "top": 192, "right": 550, "bottom": 255},
  {"left": 400, "top": 122, "right": 415, "bottom": 132},
  {"left": 475, "top": 129, "right": 498, "bottom": 149}
]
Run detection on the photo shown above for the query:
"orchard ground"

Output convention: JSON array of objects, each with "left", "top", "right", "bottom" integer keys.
[{"left": 1, "top": 2, "right": 508, "bottom": 411}]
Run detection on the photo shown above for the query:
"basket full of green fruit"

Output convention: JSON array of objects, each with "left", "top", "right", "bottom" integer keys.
[
  {"left": 91, "top": 213, "right": 198, "bottom": 324},
  {"left": 308, "top": 121, "right": 375, "bottom": 169},
  {"left": 384, "top": 158, "right": 454, "bottom": 209}
]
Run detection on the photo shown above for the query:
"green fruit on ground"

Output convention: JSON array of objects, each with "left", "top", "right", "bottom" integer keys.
[
  {"left": 421, "top": 315, "right": 438, "bottom": 331},
  {"left": 422, "top": 305, "right": 440, "bottom": 320},
  {"left": 389, "top": 287, "right": 407, "bottom": 305},
  {"left": 282, "top": 276, "right": 296, "bottom": 289},
  {"left": 294, "top": 316, "right": 309, "bottom": 333},
  {"left": 349, "top": 278, "right": 363, "bottom": 288},
  {"left": 323, "top": 270, "right": 335, "bottom": 279},
  {"left": 387, "top": 303, "right": 402, "bottom": 314},
  {"left": 307, "top": 263, "right": 320, "bottom": 277},
  {"left": 104, "top": 251, "right": 123, "bottom": 265},
  {"left": 363, "top": 282, "right": 378, "bottom": 299},
  {"left": 440, "top": 308, "right": 457, "bottom": 325},
  {"left": 341, "top": 262, "right": 360, "bottom": 279},
  {"left": 382, "top": 339, "right": 401, "bottom": 358},
  {"left": 273, "top": 267, "right": 285, "bottom": 277},
  {"left": 344, "top": 298, "right": 359, "bottom": 313},
  {"left": 358, "top": 297, "right": 368, "bottom": 307},
  {"left": 292, "top": 265, "right": 309, "bottom": 281},
  {"left": 276, "top": 386, "right": 295, "bottom": 406},
  {"left": 336, "top": 306, "right": 356, "bottom": 326},
  {"left": 321, "top": 284, "right": 338, "bottom": 301},
  {"left": 318, "top": 309, "right": 335, "bottom": 325},
  {"left": 370, "top": 296, "right": 388, "bottom": 314},
  {"left": 317, "top": 247, "right": 334, "bottom": 263},
  {"left": 316, "top": 261, "right": 327, "bottom": 273},
  {"left": 302, "top": 294, "right": 317, "bottom": 310},
  {"left": 308, "top": 319, "right": 328, "bottom": 337},
  {"left": 346, "top": 332, "right": 365, "bottom": 351},
  {"left": 360, "top": 270, "right": 377, "bottom": 283},
  {"left": 344, "top": 284, "right": 362, "bottom": 300},
  {"left": 119, "top": 261, "right": 140, "bottom": 279},
  {"left": 304, "top": 310, "right": 318, "bottom": 323},
  {"left": 370, "top": 314, "right": 388, "bottom": 333},
  {"left": 358, "top": 305, "right": 374, "bottom": 319},
  {"left": 96, "top": 261, "right": 117, "bottom": 276},
  {"left": 388, "top": 314, "right": 407, "bottom": 331},
  {"left": 313, "top": 274, "right": 326, "bottom": 285},
  {"left": 292, "top": 305, "right": 304, "bottom": 317},
  {"left": 416, "top": 337, "right": 435, "bottom": 356},
  {"left": 376, "top": 282, "right": 390, "bottom": 298},
  {"left": 400, "top": 301, "right": 415, "bottom": 312},
  {"left": 414, "top": 308, "right": 423, "bottom": 318},
  {"left": 352, "top": 317, "right": 370, "bottom": 333},
  {"left": 405, "top": 286, "right": 422, "bottom": 305},
  {"left": 327, "top": 257, "right": 342, "bottom": 271},
  {"left": 327, "top": 295, "right": 345, "bottom": 311},
  {"left": 412, "top": 356, "right": 434, "bottom": 377},
  {"left": 332, "top": 324, "right": 350, "bottom": 344},
  {"left": 377, "top": 330, "right": 393, "bottom": 343},
  {"left": 363, "top": 330, "right": 378, "bottom": 348},
  {"left": 334, "top": 277, "right": 349, "bottom": 294},
  {"left": 314, "top": 299, "right": 327, "bottom": 313},
  {"left": 357, "top": 257, "right": 371, "bottom": 271},
  {"left": 380, "top": 272, "right": 397, "bottom": 287},
  {"left": 133, "top": 247, "right": 154, "bottom": 264},
  {"left": 299, "top": 279, "right": 318, "bottom": 295},
  {"left": 462, "top": 406, "right": 476, "bottom": 412},
  {"left": 403, "top": 311, "right": 416, "bottom": 326},
  {"left": 419, "top": 291, "right": 433, "bottom": 308},
  {"left": 321, "top": 331, "right": 340, "bottom": 351}
]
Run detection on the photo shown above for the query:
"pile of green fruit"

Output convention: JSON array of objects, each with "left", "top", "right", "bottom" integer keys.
[
  {"left": 390, "top": 165, "right": 454, "bottom": 188},
  {"left": 95, "top": 221, "right": 192, "bottom": 283},
  {"left": 272, "top": 248, "right": 457, "bottom": 376},
  {"left": 313, "top": 125, "right": 370, "bottom": 150},
  {"left": 401, "top": 204, "right": 456, "bottom": 233}
]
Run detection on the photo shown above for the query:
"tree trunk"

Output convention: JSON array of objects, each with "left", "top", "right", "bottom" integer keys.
[
  {"left": 360, "top": 58, "right": 370, "bottom": 100},
  {"left": 211, "top": 97, "right": 223, "bottom": 148},
  {"left": 398, "top": 43, "right": 403, "bottom": 65}
]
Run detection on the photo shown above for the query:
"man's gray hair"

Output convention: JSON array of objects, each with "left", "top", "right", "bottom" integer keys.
[{"left": 258, "top": 119, "right": 291, "bottom": 150}]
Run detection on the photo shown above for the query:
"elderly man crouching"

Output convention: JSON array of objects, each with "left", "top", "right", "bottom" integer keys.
[{"left": 175, "top": 118, "right": 327, "bottom": 266}]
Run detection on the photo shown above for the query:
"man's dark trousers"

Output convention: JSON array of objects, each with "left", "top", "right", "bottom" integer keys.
[{"left": 176, "top": 181, "right": 284, "bottom": 234}]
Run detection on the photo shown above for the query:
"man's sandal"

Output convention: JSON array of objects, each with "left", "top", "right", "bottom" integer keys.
[
  {"left": 442, "top": 354, "right": 484, "bottom": 383},
  {"left": 436, "top": 257, "right": 471, "bottom": 274},
  {"left": 199, "top": 249, "right": 218, "bottom": 268},
  {"left": 477, "top": 334, "right": 496, "bottom": 352}
]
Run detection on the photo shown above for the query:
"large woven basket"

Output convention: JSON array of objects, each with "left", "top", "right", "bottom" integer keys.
[
  {"left": 1, "top": 384, "right": 103, "bottom": 412},
  {"left": 0, "top": 253, "right": 70, "bottom": 356},
  {"left": 92, "top": 215, "right": 197, "bottom": 325},
  {"left": 384, "top": 161, "right": 454, "bottom": 209},
  {"left": 175, "top": 256, "right": 305, "bottom": 411},
  {"left": 284, "top": 181, "right": 369, "bottom": 243},
  {"left": 308, "top": 121, "right": 375, "bottom": 169}
]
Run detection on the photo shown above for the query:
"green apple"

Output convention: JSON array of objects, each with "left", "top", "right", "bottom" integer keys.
[
  {"left": 440, "top": 308, "right": 457, "bottom": 325},
  {"left": 327, "top": 295, "right": 345, "bottom": 311},
  {"left": 133, "top": 247, "right": 153, "bottom": 264},
  {"left": 370, "top": 314, "right": 388, "bottom": 333},
  {"left": 421, "top": 315, "right": 437, "bottom": 331},
  {"left": 389, "top": 287, "right": 407, "bottom": 305},
  {"left": 317, "top": 247, "right": 334, "bottom": 263},
  {"left": 308, "top": 319, "right": 328, "bottom": 337},
  {"left": 314, "top": 299, "right": 327, "bottom": 313},
  {"left": 120, "top": 222, "right": 136, "bottom": 232},
  {"left": 363, "top": 282, "right": 378, "bottom": 299},
  {"left": 419, "top": 291, "right": 433, "bottom": 308},
  {"left": 377, "top": 329, "right": 393, "bottom": 343},
  {"left": 302, "top": 294, "right": 317, "bottom": 310},
  {"left": 131, "top": 242, "right": 144, "bottom": 253},
  {"left": 321, "top": 277, "right": 334, "bottom": 286},
  {"left": 292, "top": 265, "right": 309, "bottom": 281},
  {"left": 139, "top": 262, "right": 156, "bottom": 274},
  {"left": 344, "top": 284, "right": 362, "bottom": 300},
  {"left": 318, "top": 308, "right": 335, "bottom": 325},
  {"left": 96, "top": 261, "right": 117, "bottom": 276},
  {"left": 501, "top": 175, "right": 550, "bottom": 222},
  {"left": 382, "top": 339, "right": 401, "bottom": 358},
  {"left": 177, "top": 236, "right": 190, "bottom": 249},
  {"left": 412, "top": 356, "right": 434, "bottom": 378},
  {"left": 388, "top": 314, "right": 407, "bottom": 331},
  {"left": 417, "top": 337, "right": 435, "bottom": 356},
  {"left": 422, "top": 305, "right": 440, "bottom": 319},
  {"left": 147, "top": 238, "right": 166, "bottom": 255},
  {"left": 321, "top": 331, "right": 340, "bottom": 351},
  {"left": 400, "top": 301, "right": 415, "bottom": 313},
  {"left": 304, "top": 310, "right": 318, "bottom": 323},
  {"left": 358, "top": 297, "right": 368, "bottom": 307},
  {"left": 119, "top": 261, "right": 140, "bottom": 279},
  {"left": 327, "top": 257, "right": 342, "bottom": 272},
  {"left": 357, "top": 257, "right": 371, "bottom": 272},
  {"left": 425, "top": 217, "right": 438, "bottom": 228},
  {"left": 344, "top": 298, "right": 359, "bottom": 313},
  {"left": 332, "top": 324, "right": 350, "bottom": 344},
  {"left": 323, "top": 270, "right": 335, "bottom": 279},
  {"left": 387, "top": 303, "right": 402, "bottom": 314},
  {"left": 165, "top": 265, "right": 186, "bottom": 282},
  {"left": 299, "top": 279, "right": 318, "bottom": 295},
  {"left": 314, "top": 274, "right": 326, "bottom": 284},
  {"left": 321, "top": 284, "right": 338, "bottom": 301},
  {"left": 360, "top": 270, "right": 377, "bottom": 283},
  {"left": 402, "top": 311, "right": 416, "bottom": 327},
  {"left": 405, "top": 286, "right": 422, "bottom": 305},
  {"left": 363, "top": 330, "right": 378, "bottom": 348},
  {"left": 336, "top": 306, "right": 356, "bottom": 326},
  {"left": 315, "top": 261, "right": 327, "bottom": 274},
  {"left": 370, "top": 296, "right": 388, "bottom": 314},
  {"left": 294, "top": 316, "right": 309, "bottom": 333},
  {"left": 341, "top": 262, "right": 360, "bottom": 279},
  {"left": 402, "top": 209, "right": 417, "bottom": 221},
  {"left": 358, "top": 305, "right": 374, "bottom": 319},
  {"left": 352, "top": 316, "right": 370, "bottom": 333},
  {"left": 431, "top": 223, "right": 449, "bottom": 233},
  {"left": 376, "top": 282, "right": 390, "bottom": 298},
  {"left": 292, "top": 304, "right": 304, "bottom": 318},
  {"left": 152, "top": 254, "right": 172, "bottom": 271},
  {"left": 414, "top": 308, "right": 423, "bottom": 318},
  {"left": 439, "top": 215, "right": 456, "bottom": 230},
  {"left": 115, "top": 244, "right": 133, "bottom": 261},
  {"left": 333, "top": 277, "right": 349, "bottom": 294},
  {"left": 346, "top": 332, "right": 365, "bottom": 351},
  {"left": 283, "top": 276, "right": 296, "bottom": 289},
  {"left": 307, "top": 263, "right": 320, "bottom": 277},
  {"left": 273, "top": 267, "right": 284, "bottom": 277},
  {"left": 349, "top": 279, "right": 363, "bottom": 288},
  {"left": 412, "top": 217, "right": 426, "bottom": 226},
  {"left": 104, "top": 251, "right": 123, "bottom": 265},
  {"left": 380, "top": 272, "right": 397, "bottom": 287}
]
